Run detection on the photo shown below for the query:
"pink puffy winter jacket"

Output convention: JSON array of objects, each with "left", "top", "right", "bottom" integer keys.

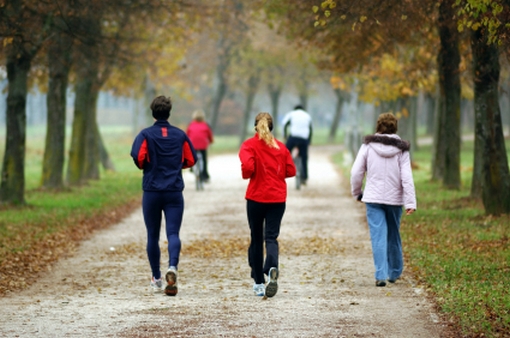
[{"left": 350, "top": 133, "right": 417, "bottom": 210}]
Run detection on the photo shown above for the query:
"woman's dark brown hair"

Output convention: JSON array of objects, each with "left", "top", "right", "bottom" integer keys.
[
  {"left": 376, "top": 113, "right": 398, "bottom": 134},
  {"left": 150, "top": 96, "right": 172, "bottom": 120}
]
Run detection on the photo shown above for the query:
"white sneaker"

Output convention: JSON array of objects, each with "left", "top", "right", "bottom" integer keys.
[
  {"left": 150, "top": 277, "right": 163, "bottom": 292},
  {"left": 265, "top": 267, "right": 278, "bottom": 298},
  {"left": 253, "top": 283, "right": 265, "bottom": 296},
  {"left": 164, "top": 266, "right": 178, "bottom": 296}
]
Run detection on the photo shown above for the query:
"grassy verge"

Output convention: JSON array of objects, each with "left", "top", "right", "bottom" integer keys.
[
  {"left": 333, "top": 139, "right": 510, "bottom": 338},
  {"left": 0, "top": 126, "right": 143, "bottom": 295}
]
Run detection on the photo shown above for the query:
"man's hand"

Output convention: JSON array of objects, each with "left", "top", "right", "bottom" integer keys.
[{"left": 405, "top": 209, "right": 415, "bottom": 215}]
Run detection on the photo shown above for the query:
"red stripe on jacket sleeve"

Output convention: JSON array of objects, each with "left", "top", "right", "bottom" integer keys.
[
  {"left": 182, "top": 140, "right": 196, "bottom": 169},
  {"left": 138, "top": 139, "right": 149, "bottom": 169}
]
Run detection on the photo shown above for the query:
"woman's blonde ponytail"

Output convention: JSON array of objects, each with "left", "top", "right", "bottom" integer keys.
[{"left": 254, "top": 112, "right": 279, "bottom": 149}]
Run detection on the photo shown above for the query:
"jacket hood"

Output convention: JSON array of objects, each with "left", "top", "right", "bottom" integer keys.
[{"left": 363, "top": 134, "right": 410, "bottom": 158}]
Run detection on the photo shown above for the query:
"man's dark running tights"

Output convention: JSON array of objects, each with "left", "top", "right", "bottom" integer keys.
[
  {"left": 142, "top": 191, "right": 184, "bottom": 280},
  {"left": 286, "top": 136, "right": 309, "bottom": 181}
]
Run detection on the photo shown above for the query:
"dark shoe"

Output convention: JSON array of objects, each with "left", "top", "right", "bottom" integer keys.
[
  {"left": 265, "top": 267, "right": 279, "bottom": 297},
  {"left": 164, "top": 267, "right": 178, "bottom": 296},
  {"left": 375, "top": 280, "right": 387, "bottom": 287},
  {"left": 388, "top": 278, "right": 399, "bottom": 284}
]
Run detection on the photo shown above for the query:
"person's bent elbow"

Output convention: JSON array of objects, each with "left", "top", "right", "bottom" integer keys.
[{"left": 241, "top": 171, "right": 253, "bottom": 179}]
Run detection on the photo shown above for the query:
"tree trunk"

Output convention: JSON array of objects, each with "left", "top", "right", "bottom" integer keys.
[
  {"left": 132, "top": 97, "right": 144, "bottom": 137},
  {"left": 67, "top": 86, "right": 87, "bottom": 185},
  {"left": 209, "top": 35, "right": 232, "bottom": 133},
  {"left": 67, "top": 44, "right": 100, "bottom": 185},
  {"left": 431, "top": 93, "right": 445, "bottom": 180},
  {"left": 239, "top": 74, "right": 260, "bottom": 146},
  {"left": 433, "top": 0, "right": 461, "bottom": 189},
  {"left": 83, "top": 88, "right": 100, "bottom": 180},
  {"left": 268, "top": 83, "right": 282, "bottom": 138},
  {"left": 461, "top": 98, "right": 474, "bottom": 133},
  {"left": 97, "top": 122, "right": 115, "bottom": 171},
  {"left": 209, "top": 67, "right": 228, "bottom": 133},
  {"left": 409, "top": 96, "right": 418, "bottom": 153},
  {"left": 328, "top": 88, "right": 346, "bottom": 143},
  {"left": 42, "top": 31, "right": 72, "bottom": 189},
  {"left": 143, "top": 76, "right": 156, "bottom": 127},
  {"left": 470, "top": 28, "right": 510, "bottom": 215},
  {"left": 298, "top": 79, "right": 309, "bottom": 110},
  {"left": 0, "top": 49, "right": 31, "bottom": 204},
  {"left": 398, "top": 96, "right": 418, "bottom": 155},
  {"left": 471, "top": 108, "right": 484, "bottom": 198},
  {"left": 425, "top": 90, "right": 437, "bottom": 136},
  {"left": 500, "top": 78, "right": 510, "bottom": 134}
]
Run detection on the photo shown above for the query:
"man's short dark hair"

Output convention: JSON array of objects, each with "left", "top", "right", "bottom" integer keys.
[
  {"left": 150, "top": 96, "right": 172, "bottom": 120},
  {"left": 294, "top": 104, "right": 304, "bottom": 110}
]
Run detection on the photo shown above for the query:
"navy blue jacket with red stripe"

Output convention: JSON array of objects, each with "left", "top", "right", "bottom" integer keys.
[{"left": 131, "top": 120, "right": 197, "bottom": 192}]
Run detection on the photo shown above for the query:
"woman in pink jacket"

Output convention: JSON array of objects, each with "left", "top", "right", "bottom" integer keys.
[
  {"left": 239, "top": 112, "right": 296, "bottom": 297},
  {"left": 350, "top": 113, "right": 417, "bottom": 287}
]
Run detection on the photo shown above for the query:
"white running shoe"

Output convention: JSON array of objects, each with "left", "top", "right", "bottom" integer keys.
[
  {"left": 253, "top": 283, "right": 265, "bottom": 296},
  {"left": 265, "top": 267, "right": 278, "bottom": 297},
  {"left": 150, "top": 277, "right": 163, "bottom": 292},
  {"left": 165, "top": 266, "right": 178, "bottom": 296}
]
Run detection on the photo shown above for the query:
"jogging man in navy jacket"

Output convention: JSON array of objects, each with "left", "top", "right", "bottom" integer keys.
[{"left": 131, "top": 95, "right": 196, "bottom": 296}]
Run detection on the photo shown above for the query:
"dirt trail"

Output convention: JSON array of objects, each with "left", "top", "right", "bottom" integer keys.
[{"left": 0, "top": 145, "right": 445, "bottom": 337}]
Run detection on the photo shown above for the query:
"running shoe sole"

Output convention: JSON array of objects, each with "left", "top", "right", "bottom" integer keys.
[
  {"left": 265, "top": 267, "right": 278, "bottom": 298},
  {"left": 164, "top": 269, "right": 178, "bottom": 296}
]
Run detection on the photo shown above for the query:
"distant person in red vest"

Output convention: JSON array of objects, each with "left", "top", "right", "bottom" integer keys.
[{"left": 186, "top": 109, "right": 214, "bottom": 182}]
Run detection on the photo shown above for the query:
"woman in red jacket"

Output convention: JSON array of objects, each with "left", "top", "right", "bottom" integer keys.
[
  {"left": 239, "top": 112, "right": 296, "bottom": 298},
  {"left": 186, "top": 109, "right": 214, "bottom": 182}
]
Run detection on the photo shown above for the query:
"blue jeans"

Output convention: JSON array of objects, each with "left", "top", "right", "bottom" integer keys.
[
  {"left": 142, "top": 191, "right": 184, "bottom": 279},
  {"left": 365, "top": 203, "right": 403, "bottom": 281},
  {"left": 246, "top": 200, "right": 286, "bottom": 284}
]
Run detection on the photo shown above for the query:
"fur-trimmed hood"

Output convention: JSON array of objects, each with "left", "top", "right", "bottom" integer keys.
[
  {"left": 351, "top": 133, "right": 417, "bottom": 210},
  {"left": 363, "top": 134, "right": 410, "bottom": 158}
]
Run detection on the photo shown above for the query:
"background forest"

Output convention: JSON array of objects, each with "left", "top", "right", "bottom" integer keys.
[{"left": 0, "top": 1, "right": 509, "bottom": 210}]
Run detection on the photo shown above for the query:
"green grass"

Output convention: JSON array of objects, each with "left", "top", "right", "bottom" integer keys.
[
  {"left": 333, "top": 139, "right": 510, "bottom": 338},
  {"left": 0, "top": 126, "right": 143, "bottom": 267}
]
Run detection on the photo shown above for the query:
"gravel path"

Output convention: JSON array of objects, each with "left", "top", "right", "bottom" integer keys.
[{"left": 0, "top": 145, "right": 445, "bottom": 337}]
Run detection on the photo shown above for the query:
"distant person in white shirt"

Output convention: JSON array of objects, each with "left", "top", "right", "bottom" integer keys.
[{"left": 281, "top": 105, "right": 313, "bottom": 185}]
